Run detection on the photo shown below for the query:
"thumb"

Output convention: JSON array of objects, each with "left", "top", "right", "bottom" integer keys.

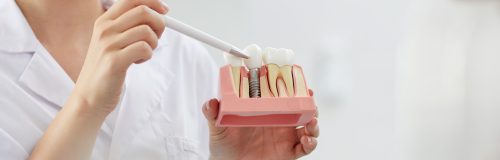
[{"left": 202, "top": 98, "right": 226, "bottom": 135}]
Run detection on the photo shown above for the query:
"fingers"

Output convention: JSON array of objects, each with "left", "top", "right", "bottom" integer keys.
[
  {"left": 113, "top": 5, "right": 166, "bottom": 38},
  {"left": 306, "top": 118, "right": 320, "bottom": 138},
  {"left": 294, "top": 136, "right": 318, "bottom": 158},
  {"left": 202, "top": 99, "right": 220, "bottom": 124},
  {"left": 103, "top": 0, "right": 168, "bottom": 20},
  {"left": 296, "top": 117, "right": 319, "bottom": 139},
  {"left": 117, "top": 41, "right": 153, "bottom": 66},
  {"left": 116, "top": 25, "right": 158, "bottom": 49},
  {"left": 202, "top": 98, "right": 230, "bottom": 137},
  {"left": 92, "top": 0, "right": 169, "bottom": 69},
  {"left": 308, "top": 89, "right": 319, "bottom": 118}
]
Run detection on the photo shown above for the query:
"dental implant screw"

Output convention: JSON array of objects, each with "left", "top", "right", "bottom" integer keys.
[
  {"left": 243, "top": 44, "right": 263, "bottom": 98},
  {"left": 249, "top": 68, "right": 261, "bottom": 98}
]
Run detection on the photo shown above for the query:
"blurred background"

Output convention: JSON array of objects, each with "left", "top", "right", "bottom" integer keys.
[{"left": 165, "top": 0, "right": 500, "bottom": 159}]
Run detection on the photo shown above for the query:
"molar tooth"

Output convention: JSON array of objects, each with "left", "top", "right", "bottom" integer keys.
[
  {"left": 264, "top": 48, "right": 295, "bottom": 97},
  {"left": 263, "top": 47, "right": 280, "bottom": 97},
  {"left": 224, "top": 53, "right": 242, "bottom": 96}
]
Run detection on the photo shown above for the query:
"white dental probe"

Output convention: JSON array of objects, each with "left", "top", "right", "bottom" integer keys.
[{"left": 163, "top": 16, "right": 249, "bottom": 59}]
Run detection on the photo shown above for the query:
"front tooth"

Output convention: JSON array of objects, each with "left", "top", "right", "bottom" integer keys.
[
  {"left": 263, "top": 48, "right": 295, "bottom": 97},
  {"left": 224, "top": 53, "right": 242, "bottom": 96}
]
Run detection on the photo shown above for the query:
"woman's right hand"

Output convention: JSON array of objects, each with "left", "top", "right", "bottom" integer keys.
[
  {"left": 28, "top": 1, "right": 170, "bottom": 159},
  {"left": 73, "top": 0, "right": 168, "bottom": 115}
]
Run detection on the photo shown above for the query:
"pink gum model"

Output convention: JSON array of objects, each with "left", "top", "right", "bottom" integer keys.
[{"left": 216, "top": 64, "right": 318, "bottom": 127}]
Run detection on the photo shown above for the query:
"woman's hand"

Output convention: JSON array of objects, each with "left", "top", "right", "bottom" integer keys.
[
  {"left": 74, "top": 0, "right": 168, "bottom": 115},
  {"left": 29, "top": 1, "right": 168, "bottom": 159},
  {"left": 202, "top": 99, "right": 320, "bottom": 160}
]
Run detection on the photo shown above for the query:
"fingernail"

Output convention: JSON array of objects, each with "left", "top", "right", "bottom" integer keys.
[
  {"left": 307, "top": 137, "right": 312, "bottom": 145},
  {"left": 211, "top": 99, "right": 219, "bottom": 108},
  {"left": 308, "top": 119, "right": 317, "bottom": 132},
  {"left": 160, "top": 0, "right": 169, "bottom": 11},
  {"left": 206, "top": 102, "right": 211, "bottom": 111}
]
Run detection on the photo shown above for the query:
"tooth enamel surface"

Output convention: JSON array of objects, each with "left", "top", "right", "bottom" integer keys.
[
  {"left": 264, "top": 48, "right": 295, "bottom": 97},
  {"left": 264, "top": 47, "right": 288, "bottom": 67},
  {"left": 243, "top": 44, "right": 263, "bottom": 69},
  {"left": 224, "top": 53, "right": 242, "bottom": 96},
  {"left": 263, "top": 47, "right": 277, "bottom": 65}
]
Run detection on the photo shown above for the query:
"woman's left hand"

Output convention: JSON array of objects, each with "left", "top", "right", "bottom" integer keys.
[{"left": 202, "top": 99, "right": 319, "bottom": 160}]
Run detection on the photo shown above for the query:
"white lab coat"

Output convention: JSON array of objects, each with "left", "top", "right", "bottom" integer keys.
[{"left": 0, "top": 0, "right": 218, "bottom": 159}]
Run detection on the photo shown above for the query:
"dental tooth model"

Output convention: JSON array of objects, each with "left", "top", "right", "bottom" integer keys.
[
  {"left": 216, "top": 45, "right": 317, "bottom": 127},
  {"left": 243, "top": 44, "right": 263, "bottom": 98},
  {"left": 223, "top": 52, "right": 242, "bottom": 96},
  {"left": 263, "top": 48, "right": 295, "bottom": 97}
]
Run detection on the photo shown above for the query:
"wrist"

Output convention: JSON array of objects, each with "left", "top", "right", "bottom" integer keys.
[{"left": 66, "top": 92, "right": 111, "bottom": 120}]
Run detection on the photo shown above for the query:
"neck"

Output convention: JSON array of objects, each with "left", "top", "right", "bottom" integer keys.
[{"left": 16, "top": 0, "right": 104, "bottom": 47}]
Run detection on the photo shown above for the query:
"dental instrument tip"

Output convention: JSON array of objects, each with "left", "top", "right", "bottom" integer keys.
[{"left": 229, "top": 49, "right": 249, "bottom": 59}]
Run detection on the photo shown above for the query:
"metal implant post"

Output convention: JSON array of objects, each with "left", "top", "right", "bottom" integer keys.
[
  {"left": 243, "top": 44, "right": 263, "bottom": 98},
  {"left": 248, "top": 68, "right": 261, "bottom": 98}
]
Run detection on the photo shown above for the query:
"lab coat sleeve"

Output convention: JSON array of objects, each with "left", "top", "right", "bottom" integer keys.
[{"left": 0, "top": 129, "right": 29, "bottom": 159}]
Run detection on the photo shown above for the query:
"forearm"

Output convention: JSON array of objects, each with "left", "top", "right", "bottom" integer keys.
[{"left": 29, "top": 95, "right": 109, "bottom": 160}]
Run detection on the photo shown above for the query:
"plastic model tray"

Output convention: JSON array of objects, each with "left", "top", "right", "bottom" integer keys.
[{"left": 215, "top": 65, "right": 317, "bottom": 127}]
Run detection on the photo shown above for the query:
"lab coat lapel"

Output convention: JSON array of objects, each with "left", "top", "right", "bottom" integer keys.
[
  {"left": 108, "top": 49, "right": 175, "bottom": 159},
  {"left": 1, "top": 0, "right": 74, "bottom": 108},
  {"left": 17, "top": 44, "right": 75, "bottom": 108}
]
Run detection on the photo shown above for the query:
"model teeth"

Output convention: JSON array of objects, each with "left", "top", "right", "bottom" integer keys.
[
  {"left": 263, "top": 47, "right": 277, "bottom": 65},
  {"left": 228, "top": 45, "right": 306, "bottom": 98},
  {"left": 263, "top": 48, "right": 295, "bottom": 97},
  {"left": 243, "top": 44, "right": 263, "bottom": 98},
  {"left": 224, "top": 53, "right": 242, "bottom": 96},
  {"left": 279, "top": 49, "right": 295, "bottom": 96},
  {"left": 243, "top": 44, "right": 263, "bottom": 69},
  {"left": 278, "top": 48, "right": 294, "bottom": 66}
]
